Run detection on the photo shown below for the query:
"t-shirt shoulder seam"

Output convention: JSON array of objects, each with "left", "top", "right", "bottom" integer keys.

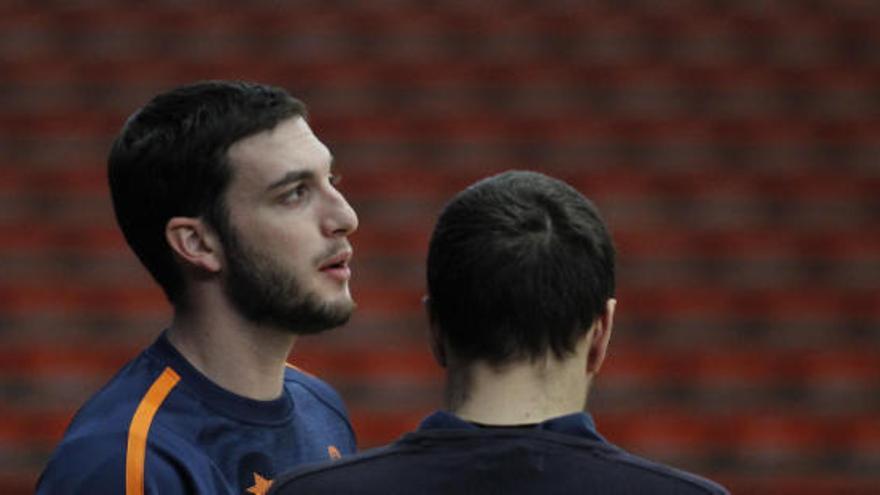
[
  {"left": 592, "top": 447, "right": 726, "bottom": 493},
  {"left": 284, "top": 369, "right": 351, "bottom": 425}
]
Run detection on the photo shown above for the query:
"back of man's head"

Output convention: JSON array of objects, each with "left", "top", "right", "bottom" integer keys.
[{"left": 427, "top": 170, "right": 616, "bottom": 366}]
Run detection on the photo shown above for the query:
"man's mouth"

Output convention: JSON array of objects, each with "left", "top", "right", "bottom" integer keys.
[{"left": 319, "top": 250, "right": 353, "bottom": 281}]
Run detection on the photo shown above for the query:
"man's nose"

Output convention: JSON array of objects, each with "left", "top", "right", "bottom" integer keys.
[{"left": 321, "top": 187, "right": 359, "bottom": 237}]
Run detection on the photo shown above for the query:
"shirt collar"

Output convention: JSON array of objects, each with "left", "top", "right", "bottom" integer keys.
[
  {"left": 418, "top": 410, "right": 607, "bottom": 444},
  {"left": 147, "top": 330, "right": 294, "bottom": 425}
]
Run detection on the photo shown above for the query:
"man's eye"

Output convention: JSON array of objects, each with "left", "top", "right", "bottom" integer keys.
[
  {"left": 282, "top": 184, "right": 308, "bottom": 204},
  {"left": 329, "top": 173, "right": 342, "bottom": 187}
]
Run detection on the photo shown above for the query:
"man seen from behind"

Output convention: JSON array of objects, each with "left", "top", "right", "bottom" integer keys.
[{"left": 269, "top": 170, "right": 728, "bottom": 495}]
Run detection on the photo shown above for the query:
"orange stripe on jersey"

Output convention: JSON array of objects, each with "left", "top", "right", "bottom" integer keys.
[
  {"left": 125, "top": 367, "right": 180, "bottom": 495},
  {"left": 285, "top": 362, "right": 315, "bottom": 378}
]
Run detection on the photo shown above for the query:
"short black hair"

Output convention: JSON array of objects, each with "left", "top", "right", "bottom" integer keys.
[
  {"left": 108, "top": 80, "right": 306, "bottom": 304},
  {"left": 427, "top": 170, "right": 616, "bottom": 365}
]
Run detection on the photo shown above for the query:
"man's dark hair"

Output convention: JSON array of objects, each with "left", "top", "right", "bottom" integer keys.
[
  {"left": 427, "top": 170, "right": 616, "bottom": 365},
  {"left": 108, "top": 80, "right": 306, "bottom": 304}
]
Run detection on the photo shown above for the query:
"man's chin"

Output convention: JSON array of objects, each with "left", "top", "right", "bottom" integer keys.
[
  {"left": 317, "top": 287, "right": 355, "bottom": 314},
  {"left": 325, "top": 297, "right": 356, "bottom": 325},
  {"left": 288, "top": 297, "right": 356, "bottom": 336}
]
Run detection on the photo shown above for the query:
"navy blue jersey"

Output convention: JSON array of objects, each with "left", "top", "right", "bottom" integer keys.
[
  {"left": 37, "top": 332, "right": 355, "bottom": 495},
  {"left": 269, "top": 410, "right": 727, "bottom": 495}
]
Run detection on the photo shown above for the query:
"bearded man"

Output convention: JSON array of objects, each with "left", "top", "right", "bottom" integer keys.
[{"left": 37, "top": 81, "right": 359, "bottom": 495}]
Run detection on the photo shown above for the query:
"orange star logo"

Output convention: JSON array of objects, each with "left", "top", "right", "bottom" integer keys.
[
  {"left": 246, "top": 472, "right": 273, "bottom": 495},
  {"left": 328, "top": 445, "right": 341, "bottom": 460}
]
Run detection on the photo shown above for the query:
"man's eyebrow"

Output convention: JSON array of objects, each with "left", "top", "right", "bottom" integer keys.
[{"left": 266, "top": 170, "right": 314, "bottom": 192}]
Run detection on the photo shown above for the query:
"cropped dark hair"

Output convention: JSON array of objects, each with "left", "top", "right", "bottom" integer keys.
[
  {"left": 108, "top": 80, "right": 306, "bottom": 304},
  {"left": 427, "top": 171, "right": 616, "bottom": 365}
]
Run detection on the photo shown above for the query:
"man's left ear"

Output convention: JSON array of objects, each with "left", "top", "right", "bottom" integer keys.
[{"left": 587, "top": 298, "right": 616, "bottom": 374}]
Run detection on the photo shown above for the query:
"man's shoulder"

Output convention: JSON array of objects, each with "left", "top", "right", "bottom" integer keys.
[
  {"left": 283, "top": 364, "right": 348, "bottom": 416},
  {"left": 57, "top": 350, "right": 159, "bottom": 433},
  {"left": 509, "top": 428, "right": 729, "bottom": 494},
  {"left": 586, "top": 441, "right": 729, "bottom": 495},
  {"left": 37, "top": 350, "right": 210, "bottom": 494},
  {"left": 268, "top": 428, "right": 728, "bottom": 495},
  {"left": 37, "top": 431, "right": 208, "bottom": 495},
  {"left": 36, "top": 434, "right": 128, "bottom": 495},
  {"left": 36, "top": 402, "right": 210, "bottom": 495}
]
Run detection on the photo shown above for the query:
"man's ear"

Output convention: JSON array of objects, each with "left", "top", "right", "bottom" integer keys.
[
  {"left": 424, "top": 296, "right": 447, "bottom": 368},
  {"left": 587, "top": 298, "right": 616, "bottom": 374},
  {"left": 165, "top": 217, "right": 223, "bottom": 273}
]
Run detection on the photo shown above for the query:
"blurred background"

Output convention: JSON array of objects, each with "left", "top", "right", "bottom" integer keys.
[{"left": 1, "top": 1, "right": 879, "bottom": 494}]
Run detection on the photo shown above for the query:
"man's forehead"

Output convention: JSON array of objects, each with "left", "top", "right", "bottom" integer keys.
[
  {"left": 227, "top": 117, "right": 331, "bottom": 172},
  {"left": 230, "top": 116, "right": 318, "bottom": 152}
]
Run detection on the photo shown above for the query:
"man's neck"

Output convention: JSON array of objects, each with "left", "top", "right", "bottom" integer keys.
[
  {"left": 167, "top": 302, "right": 297, "bottom": 401},
  {"left": 447, "top": 351, "right": 592, "bottom": 426}
]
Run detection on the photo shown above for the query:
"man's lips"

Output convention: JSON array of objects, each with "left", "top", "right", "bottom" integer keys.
[
  {"left": 319, "top": 250, "right": 352, "bottom": 270},
  {"left": 319, "top": 250, "right": 353, "bottom": 281}
]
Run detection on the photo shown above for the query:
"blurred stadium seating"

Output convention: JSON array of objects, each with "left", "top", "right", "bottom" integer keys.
[{"left": 1, "top": 2, "right": 878, "bottom": 493}]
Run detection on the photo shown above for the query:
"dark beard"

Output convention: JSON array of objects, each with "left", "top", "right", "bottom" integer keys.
[{"left": 219, "top": 224, "right": 354, "bottom": 335}]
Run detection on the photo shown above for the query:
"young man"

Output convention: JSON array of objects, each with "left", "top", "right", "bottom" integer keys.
[
  {"left": 37, "top": 81, "right": 359, "bottom": 494},
  {"left": 269, "top": 171, "right": 728, "bottom": 494}
]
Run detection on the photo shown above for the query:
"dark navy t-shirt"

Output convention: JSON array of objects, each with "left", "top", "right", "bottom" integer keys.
[
  {"left": 37, "top": 332, "right": 355, "bottom": 494},
  {"left": 270, "top": 410, "right": 728, "bottom": 495}
]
